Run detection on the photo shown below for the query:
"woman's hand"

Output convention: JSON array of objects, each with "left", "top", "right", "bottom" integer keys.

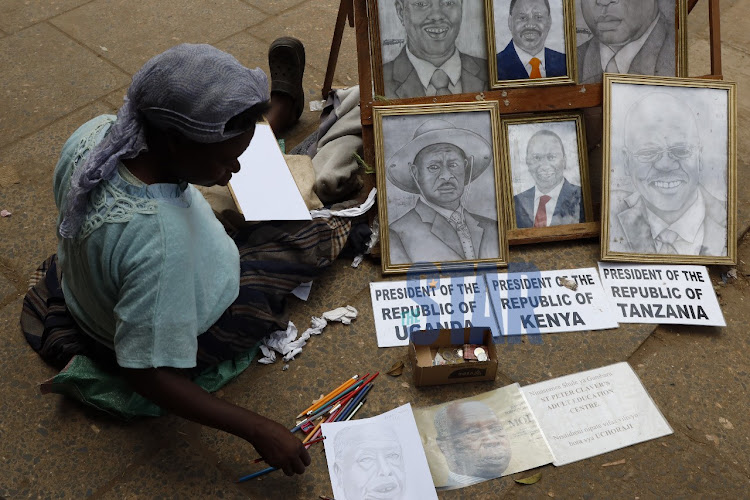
[
  {"left": 121, "top": 367, "right": 310, "bottom": 476},
  {"left": 246, "top": 417, "right": 311, "bottom": 475}
]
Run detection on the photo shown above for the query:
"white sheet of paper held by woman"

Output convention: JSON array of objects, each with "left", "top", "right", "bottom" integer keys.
[
  {"left": 229, "top": 123, "right": 311, "bottom": 221},
  {"left": 412, "top": 383, "right": 554, "bottom": 490},
  {"left": 321, "top": 404, "right": 438, "bottom": 500}
]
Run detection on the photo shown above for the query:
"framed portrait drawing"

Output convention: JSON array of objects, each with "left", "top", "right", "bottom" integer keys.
[
  {"left": 369, "top": 0, "right": 491, "bottom": 100},
  {"left": 373, "top": 102, "right": 508, "bottom": 274},
  {"left": 574, "top": 0, "right": 687, "bottom": 84},
  {"left": 485, "top": 0, "right": 577, "bottom": 88},
  {"left": 499, "top": 112, "right": 593, "bottom": 240},
  {"left": 601, "top": 74, "right": 737, "bottom": 265}
]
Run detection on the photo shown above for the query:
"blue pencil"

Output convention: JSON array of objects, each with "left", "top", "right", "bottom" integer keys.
[
  {"left": 237, "top": 466, "right": 276, "bottom": 483},
  {"left": 336, "top": 383, "right": 372, "bottom": 422}
]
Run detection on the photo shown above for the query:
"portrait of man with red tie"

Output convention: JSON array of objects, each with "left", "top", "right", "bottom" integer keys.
[
  {"left": 512, "top": 128, "right": 585, "bottom": 229},
  {"left": 494, "top": 0, "right": 568, "bottom": 82}
]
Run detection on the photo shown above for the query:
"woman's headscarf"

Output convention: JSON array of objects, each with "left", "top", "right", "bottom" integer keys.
[{"left": 59, "top": 43, "right": 269, "bottom": 238}]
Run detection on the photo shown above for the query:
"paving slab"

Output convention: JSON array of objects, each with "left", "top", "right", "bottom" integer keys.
[
  {"left": 0, "top": 270, "right": 18, "bottom": 307},
  {"left": 0, "top": 103, "right": 115, "bottom": 279},
  {"left": 51, "top": 0, "right": 268, "bottom": 74},
  {"left": 248, "top": 0, "right": 360, "bottom": 89},
  {"left": 242, "top": 0, "right": 310, "bottom": 15},
  {"left": 0, "top": 298, "right": 184, "bottom": 499},
  {"left": 0, "top": 23, "right": 128, "bottom": 149},
  {"left": 627, "top": 238, "right": 750, "bottom": 478},
  {"left": 99, "top": 440, "right": 250, "bottom": 500},
  {"left": 0, "top": 0, "right": 91, "bottom": 34}
]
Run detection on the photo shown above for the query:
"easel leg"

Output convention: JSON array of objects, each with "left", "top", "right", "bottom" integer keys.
[{"left": 322, "top": 0, "right": 354, "bottom": 99}]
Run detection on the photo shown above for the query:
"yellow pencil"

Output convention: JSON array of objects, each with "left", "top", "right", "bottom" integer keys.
[
  {"left": 296, "top": 375, "right": 359, "bottom": 418},
  {"left": 303, "top": 418, "right": 325, "bottom": 444}
]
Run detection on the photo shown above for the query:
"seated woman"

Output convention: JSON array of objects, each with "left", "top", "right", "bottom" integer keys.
[{"left": 21, "top": 42, "right": 351, "bottom": 477}]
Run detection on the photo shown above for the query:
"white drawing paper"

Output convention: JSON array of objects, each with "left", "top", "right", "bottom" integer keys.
[
  {"left": 229, "top": 123, "right": 311, "bottom": 221},
  {"left": 322, "top": 403, "right": 438, "bottom": 500}
]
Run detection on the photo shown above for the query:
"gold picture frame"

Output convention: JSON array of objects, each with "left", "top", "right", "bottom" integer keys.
[
  {"left": 499, "top": 111, "right": 594, "bottom": 243},
  {"left": 601, "top": 74, "right": 737, "bottom": 265},
  {"left": 369, "top": 0, "right": 491, "bottom": 100},
  {"left": 373, "top": 101, "right": 508, "bottom": 274},
  {"left": 485, "top": 0, "right": 577, "bottom": 88},
  {"left": 574, "top": 0, "right": 688, "bottom": 84}
]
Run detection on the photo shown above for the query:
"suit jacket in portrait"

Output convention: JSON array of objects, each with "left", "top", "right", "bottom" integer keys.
[
  {"left": 514, "top": 178, "right": 584, "bottom": 229},
  {"left": 495, "top": 40, "right": 567, "bottom": 81},
  {"left": 608, "top": 188, "right": 727, "bottom": 256},
  {"left": 577, "top": 13, "right": 676, "bottom": 84},
  {"left": 381, "top": 47, "right": 489, "bottom": 99},
  {"left": 388, "top": 199, "right": 500, "bottom": 265}
]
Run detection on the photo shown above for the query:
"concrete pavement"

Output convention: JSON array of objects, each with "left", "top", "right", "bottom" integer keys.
[{"left": 1, "top": 0, "right": 748, "bottom": 498}]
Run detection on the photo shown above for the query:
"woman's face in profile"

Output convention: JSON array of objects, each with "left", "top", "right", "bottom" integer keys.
[{"left": 169, "top": 124, "right": 256, "bottom": 187}]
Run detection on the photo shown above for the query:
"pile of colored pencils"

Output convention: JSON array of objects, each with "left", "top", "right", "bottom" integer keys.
[{"left": 236, "top": 372, "right": 378, "bottom": 483}]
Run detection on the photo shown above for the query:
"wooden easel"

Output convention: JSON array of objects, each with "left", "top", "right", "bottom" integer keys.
[{"left": 322, "top": 0, "right": 723, "bottom": 245}]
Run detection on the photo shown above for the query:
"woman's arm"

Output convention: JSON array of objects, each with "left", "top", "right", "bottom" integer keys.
[{"left": 121, "top": 367, "right": 311, "bottom": 475}]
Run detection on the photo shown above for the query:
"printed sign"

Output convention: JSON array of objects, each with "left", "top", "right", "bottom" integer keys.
[
  {"left": 370, "top": 275, "right": 499, "bottom": 347},
  {"left": 598, "top": 263, "right": 725, "bottom": 326},
  {"left": 486, "top": 268, "right": 619, "bottom": 336}
]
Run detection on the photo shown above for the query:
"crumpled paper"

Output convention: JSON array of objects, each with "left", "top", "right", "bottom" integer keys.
[
  {"left": 257, "top": 307, "right": 358, "bottom": 364},
  {"left": 310, "top": 188, "right": 376, "bottom": 219},
  {"left": 321, "top": 305, "right": 358, "bottom": 325}
]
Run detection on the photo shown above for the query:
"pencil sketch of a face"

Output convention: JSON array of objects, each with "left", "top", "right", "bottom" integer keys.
[
  {"left": 434, "top": 401, "right": 512, "bottom": 482},
  {"left": 608, "top": 89, "right": 728, "bottom": 257},
  {"left": 576, "top": 0, "right": 676, "bottom": 83},
  {"left": 384, "top": 115, "right": 500, "bottom": 265},
  {"left": 508, "top": 121, "right": 584, "bottom": 228},
  {"left": 334, "top": 424, "right": 406, "bottom": 500},
  {"left": 380, "top": 0, "right": 489, "bottom": 98},
  {"left": 494, "top": 0, "right": 568, "bottom": 81}
]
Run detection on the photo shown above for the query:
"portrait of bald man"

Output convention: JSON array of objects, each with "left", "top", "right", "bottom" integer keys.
[
  {"left": 494, "top": 0, "right": 568, "bottom": 81},
  {"left": 577, "top": 0, "right": 677, "bottom": 83},
  {"left": 434, "top": 400, "right": 512, "bottom": 488},
  {"left": 333, "top": 423, "right": 406, "bottom": 500},
  {"left": 380, "top": 0, "right": 489, "bottom": 99},
  {"left": 608, "top": 91, "right": 728, "bottom": 257}
]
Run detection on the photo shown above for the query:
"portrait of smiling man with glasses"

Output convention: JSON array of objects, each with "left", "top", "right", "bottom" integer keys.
[
  {"left": 609, "top": 92, "right": 728, "bottom": 256},
  {"left": 513, "top": 128, "right": 584, "bottom": 229}
]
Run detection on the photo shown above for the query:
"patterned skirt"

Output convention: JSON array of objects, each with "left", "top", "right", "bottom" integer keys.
[{"left": 21, "top": 217, "right": 352, "bottom": 377}]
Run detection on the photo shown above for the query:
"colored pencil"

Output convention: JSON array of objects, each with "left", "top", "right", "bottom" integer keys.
[
  {"left": 344, "top": 401, "right": 365, "bottom": 421},
  {"left": 297, "top": 375, "right": 358, "bottom": 418},
  {"left": 251, "top": 436, "right": 326, "bottom": 464},
  {"left": 237, "top": 466, "right": 276, "bottom": 483},
  {"left": 291, "top": 377, "right": 369, "bottom": 432},
  {"left": 337, "top": 383, "right": 372, "bottom": 422}
]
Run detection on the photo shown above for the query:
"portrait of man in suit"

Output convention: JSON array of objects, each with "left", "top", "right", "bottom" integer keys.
[
  {"left": 496, "top": 0, "right": 567, "bottom": 80},
  {"left": 609, "top": 92, "right": 727, "bottom": 256},
  {"left": 385, "top": 118, "right": 500, "bottom": 265},
  {"left": 578, "top": 0, "right": 676, "bottom": 83},
  {"left": 434, "top": 401, "right": 512, "bottom": 489},
  {"left": 382, "top": 0, "right": 489, "bottom": 99},
  {"left": 514, "top": 129, "right": 584, "bottom": 228}
]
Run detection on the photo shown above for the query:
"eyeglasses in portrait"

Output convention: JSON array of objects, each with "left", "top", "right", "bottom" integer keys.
[
  {"left": 601, "top": 75, "right": 737, "bottom": 265},
  {"left": 374, "top": 102, "right": 508, "bottom": 274}
]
